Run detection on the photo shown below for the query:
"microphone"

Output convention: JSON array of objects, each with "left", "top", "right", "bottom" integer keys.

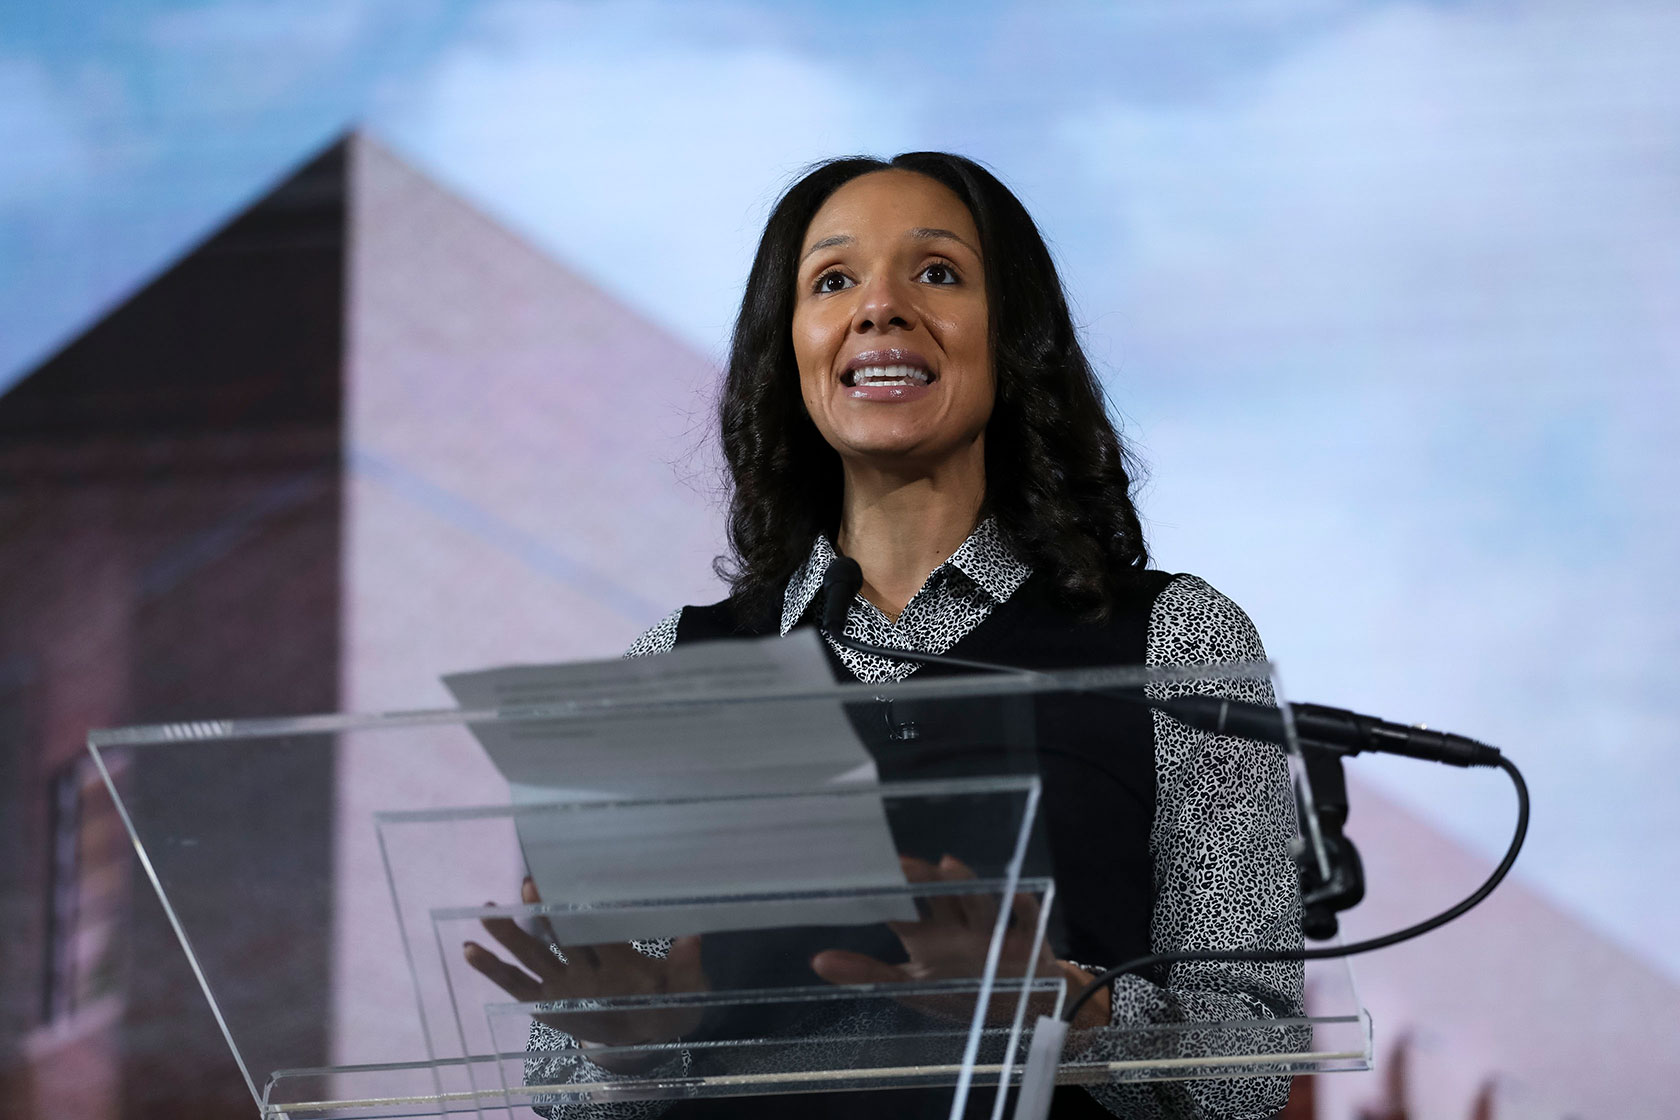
[
  {"left": 820, "top": 555, "right": 863, "bottom": 634},
  {"left": 815, "top": 557, "right": 1502, "bottom": 770},
  {"left": 1154, "top": 696, "right": 1502, "bottom": 769}
]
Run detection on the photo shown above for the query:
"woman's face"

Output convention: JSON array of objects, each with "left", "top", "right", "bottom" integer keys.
[{"left": 792, "top": 169, "right": 992, "bottom": 471}]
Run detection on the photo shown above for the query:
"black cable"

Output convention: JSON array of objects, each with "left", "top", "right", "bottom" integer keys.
[{"left": 1061, "top": 752, "right": 1529, "bottom": 1024}]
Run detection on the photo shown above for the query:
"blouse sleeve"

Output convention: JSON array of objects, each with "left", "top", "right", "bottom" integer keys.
[{"left": 1079, "top": 575, "right": 1305, "bottom": 1120}]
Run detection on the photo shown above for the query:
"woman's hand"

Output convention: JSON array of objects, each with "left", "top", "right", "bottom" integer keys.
[
  {"left": 463, "top": 877, "right": 708, "bottom": 1062},
  {"left": 809, "top": 855, "right": 1111, "bottom": 1029}
]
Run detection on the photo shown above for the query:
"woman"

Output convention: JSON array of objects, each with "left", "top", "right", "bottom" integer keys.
[{"left": 468, "top": 153, "right": 1303, "bottom": 1119}]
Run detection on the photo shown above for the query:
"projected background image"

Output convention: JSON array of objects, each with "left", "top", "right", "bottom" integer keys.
[{"left": 2, "top": 4, "right": 1676, "bottom": 1119}]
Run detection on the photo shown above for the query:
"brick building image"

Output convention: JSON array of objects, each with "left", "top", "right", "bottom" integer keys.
[{"left": 2, "top": 134, "right": 1675, "bottom": 1120}]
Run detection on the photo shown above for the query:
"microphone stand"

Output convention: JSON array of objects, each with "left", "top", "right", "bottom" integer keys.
[{"left": 1293, "top": 740, "right": 1366, "bottom": 940}]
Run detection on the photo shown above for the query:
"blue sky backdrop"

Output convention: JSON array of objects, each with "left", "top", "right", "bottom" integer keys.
[{"left": 3, "top": 0, "right": 1677, "bottom": 978}]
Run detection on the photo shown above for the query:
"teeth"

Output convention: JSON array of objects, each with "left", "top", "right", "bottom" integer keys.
[{"left": 850, "top": 364, "right": 931, "bottom": 386}]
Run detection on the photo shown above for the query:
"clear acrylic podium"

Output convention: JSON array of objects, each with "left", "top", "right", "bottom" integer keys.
[{"left": 88, "top": 652, "right": 1372, "bottom": 1119}]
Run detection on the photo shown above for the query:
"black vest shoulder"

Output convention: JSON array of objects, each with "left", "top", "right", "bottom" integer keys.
[{"left": 674, "top": 592, "right": 780, "bottom": 643}]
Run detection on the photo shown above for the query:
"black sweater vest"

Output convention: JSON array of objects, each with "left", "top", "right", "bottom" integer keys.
[{"left": 656, "top": 569, "right": 1176, "bottom": 1120}]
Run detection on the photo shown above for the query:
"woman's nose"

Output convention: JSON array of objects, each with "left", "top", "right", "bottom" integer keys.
[{"left": 853, "top": 274, "right": 915, "bottom": 334}]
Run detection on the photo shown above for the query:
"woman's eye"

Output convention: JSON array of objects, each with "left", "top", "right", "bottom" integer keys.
[
  {"left": 814, "top": 271, "right": 853, "bottom": 293},
  {"left": 918, "top": 263, "right": 958, "bottom": 285}
]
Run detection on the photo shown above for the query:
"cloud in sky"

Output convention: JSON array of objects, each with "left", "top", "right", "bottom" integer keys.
[
  {"left": 0, "top": 54, "right": 93, "bottom": 205},
  {"left": 140, "top": 2, "right": 374, "bottom": 108},
  {"left": 146, "top": 0, "right": 375, "bottom": 52},
  {"left": 1057, "top": 2, "right": 1679, "bottom": 372},
  {"left": 1052, "top": 0, "right": 1680, "bottom": 579},
  {"left": 375, "top": 3, "right": 922, "bottom": 360}
]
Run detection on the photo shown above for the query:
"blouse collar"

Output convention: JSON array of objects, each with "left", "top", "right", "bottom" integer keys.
[{"left": 779, "top": 516, "right": 1032, "bottom": 636}]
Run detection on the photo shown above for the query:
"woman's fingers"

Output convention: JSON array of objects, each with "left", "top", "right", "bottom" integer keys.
[
  {"left": 810, "top": 949, "right": 906, "bottom": 986},
  {"left": 1009, "top": 891, "right": 1044, "bottom": 945},
  {"left": 902, "top": 855, "right": 967, "bottom": 927},
  {"left": 1003, "top": 892, "right": 1059, "bottom": 975},
  {"left": 935, "top": 854, "right": 977, "bottom": 880},
  {"left": 463, "top": 941, "right": 543, "bottom": 1001},
  {"left": 480, "top": 909, "right": 569, "bottom": 980},
  {"left": 522, "top": 876, "right": 562, "bottom": 947},
  {"left": 938, "top": 854, "right": 997, "bottom": 931}
]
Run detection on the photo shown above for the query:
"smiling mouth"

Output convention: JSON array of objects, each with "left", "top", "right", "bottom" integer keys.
[{"left": 841, "top": 364, "right": 935, "bottom": 388}]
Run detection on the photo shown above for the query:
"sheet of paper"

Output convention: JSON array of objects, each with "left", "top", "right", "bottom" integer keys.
[
  {"left": 488, "top": 793, "right": 916, "bottom": 944},
  {"left": 442, "top": 631, "right": 913, "bottom": 939}
]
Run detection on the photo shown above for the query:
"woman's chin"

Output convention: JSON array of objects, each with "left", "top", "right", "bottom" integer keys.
[
  {"left": 838, "top": 439, "right": 946, "bottom": 469},
  {"left": 830, "top": 423, "right": 978, "bottom": 468}
]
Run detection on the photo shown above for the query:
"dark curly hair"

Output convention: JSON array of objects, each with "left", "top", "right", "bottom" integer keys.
[{"left": 717, "top": 152, "right": 1149, "bottom": 621}]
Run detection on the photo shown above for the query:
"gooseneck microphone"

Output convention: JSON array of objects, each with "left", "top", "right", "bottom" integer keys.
[
  {"left": 819, "top": 556, "right": 861, "bottom": 634},
  {"left": 1158, "top": 696, "right": 1502, "bottom": 768},
  {"left": 817, "top": 554, "right": 1503, "bottom": 770}
]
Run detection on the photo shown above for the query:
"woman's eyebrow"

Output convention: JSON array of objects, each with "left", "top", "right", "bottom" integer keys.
[
  {"left": 801, "top": 228, "right": 979, "bottom": 263},
  {"left": 801, "top": 234, "right": 852, "bottom": 262},
  {"left": 907, "top": 227, "right": 979, "bottom": 256}
]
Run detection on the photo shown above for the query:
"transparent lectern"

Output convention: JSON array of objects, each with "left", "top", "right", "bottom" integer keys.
[{"left": 89, "top": 650, "right": 1372, "bottom": 1119}]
